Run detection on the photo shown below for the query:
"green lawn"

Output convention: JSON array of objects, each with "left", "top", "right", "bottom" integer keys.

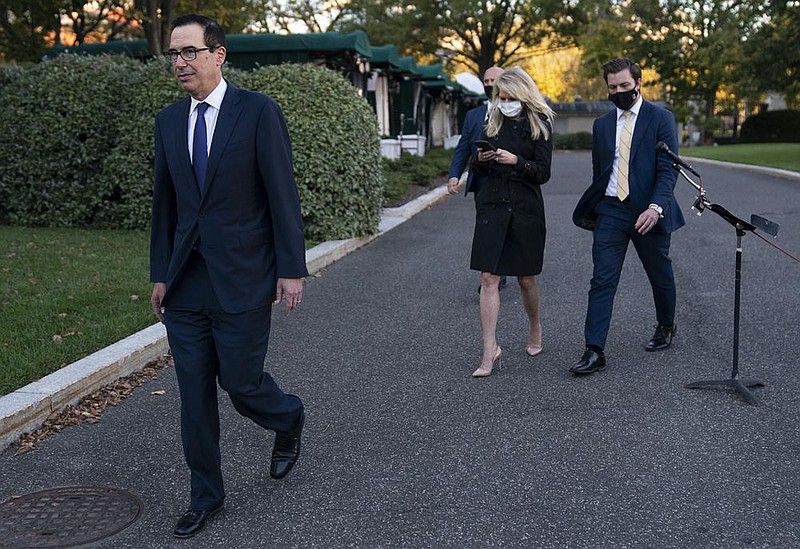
[
  {"left": 681, "top": 143, "right": 800, "bottom": 173},
  {"left": 0, "top": 227, "right": 154, "bottom": 396},
  {"left": 4, "top": 148, "right": 452, "bottom": 397}
]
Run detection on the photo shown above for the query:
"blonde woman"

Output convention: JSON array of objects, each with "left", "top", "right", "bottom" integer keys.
[{"left": 469, "top": 67, "right": 555, "bottom": 377}]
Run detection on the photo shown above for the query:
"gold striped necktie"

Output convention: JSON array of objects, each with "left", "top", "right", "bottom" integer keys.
[{"left": 617, "top": 110, "right": 632, "bottom": 201}]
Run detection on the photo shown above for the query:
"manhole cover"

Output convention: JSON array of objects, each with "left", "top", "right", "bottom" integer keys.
[{"left": 0, "top": 486, "right": 142, "bottom": 548}]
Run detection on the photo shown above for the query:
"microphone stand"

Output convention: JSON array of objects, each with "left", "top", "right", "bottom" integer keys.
[{"left": 670, "top": 163, "right": 765, "bottom": 405}]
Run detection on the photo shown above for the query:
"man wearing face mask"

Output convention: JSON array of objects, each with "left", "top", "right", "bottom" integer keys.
[
  {"left": 447, "top": 66, "right": 505, "bottom": 198},
  {"left": 570, "top": 57, "right": 684, "bottom": 376}
]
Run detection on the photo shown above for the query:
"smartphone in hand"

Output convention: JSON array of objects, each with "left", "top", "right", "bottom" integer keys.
[{"left": 475, "top": 140, "right": 496, "bottom": 152}]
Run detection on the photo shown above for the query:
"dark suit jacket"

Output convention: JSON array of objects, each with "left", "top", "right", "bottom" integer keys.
[
  {"left": 573, "top": 100, "right": 685, "bottom": 233},
  {"left": 150, "top": 81, "right": 309, "bottom": 314},
  {"left": 448, "top": 104, "right": 488, "bottom": 195}
]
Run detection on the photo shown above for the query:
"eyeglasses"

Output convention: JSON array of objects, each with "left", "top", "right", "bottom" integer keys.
[{"left": 163, "top": 47, "right": 214, "bottom": 63}]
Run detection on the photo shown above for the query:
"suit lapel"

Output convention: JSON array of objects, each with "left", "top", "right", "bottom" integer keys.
[
  {"left": 631, "top": 100, "right": 654, "bottom": 161},
  {"left": 173, "top": 98, "right": 195, "bottom": 192},
  {"left": 603, "top": 111, "right": 616, "bottom": 156},
  {"left": 202, "top": 83, "right": 243, "bottom": 201}
]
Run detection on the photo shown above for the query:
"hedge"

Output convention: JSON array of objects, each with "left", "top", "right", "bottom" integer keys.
[
  {"left": 553, "top": 131, "right": 593, "bottom": 150},
  {"left": 239, "top": 64, "right": 384, "bottom": 242},
  {"left": 0, "top": 55, "right": 384, "bottom": 241},
  {"left": 739, "top": 109, "right": 800, "bottom": 143}
]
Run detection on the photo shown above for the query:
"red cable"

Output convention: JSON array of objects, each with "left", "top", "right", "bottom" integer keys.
[{"left": 752, "top": 231, "right": 800, "bottom": 264}]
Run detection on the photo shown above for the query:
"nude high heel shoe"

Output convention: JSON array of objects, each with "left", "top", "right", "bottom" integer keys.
[
  {"left": 472, "top": 346, "right": 502, "bottom": 378},
  {"left": 526, "top": 325, "right": 542, "bottom": 357}
]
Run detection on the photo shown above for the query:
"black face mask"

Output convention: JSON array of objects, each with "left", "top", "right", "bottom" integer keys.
[
  {"left": 484, "top": 85, "right": 493, "bottom": 99},
  {"left": 608, "top": 87, "right": 639, "bottom": 110}
]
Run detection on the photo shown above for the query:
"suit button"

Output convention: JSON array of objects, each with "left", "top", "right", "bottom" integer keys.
[
  {"left": 508, "top": 207, "right": 512, "bottom": 212},
  {"left": 199, "top": 211, "right": 207, "bottom": 217}
]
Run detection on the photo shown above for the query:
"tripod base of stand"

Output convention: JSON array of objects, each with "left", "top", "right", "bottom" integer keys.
[{"left": 685, "top": 378, "right": 764, "bottom": 406}]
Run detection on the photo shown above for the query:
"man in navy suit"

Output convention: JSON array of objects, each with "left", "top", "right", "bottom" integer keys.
[
  {"left": 149, "top": 14, "right": 307, "bottom": 537},
  {"left": 448, "top": 66, "right": 506, "bottom": 291},
  {"left": 447, "top": 66, "right": 504, "bottom": 197},
  {"left": 571, "top": 57, "right": 684, "bottom": 375}
]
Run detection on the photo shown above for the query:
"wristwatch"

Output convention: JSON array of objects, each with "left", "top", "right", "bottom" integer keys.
[{"left": 648, "top": 203, "right": 664, "bottom": 218}]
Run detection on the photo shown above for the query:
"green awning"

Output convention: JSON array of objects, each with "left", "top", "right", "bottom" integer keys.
[
  {"left": 394, "top": 56, "right": 419, "bottom": 75},
  {"left": 416, "top": 63, "right": 444, "bottom": 81},
  {"left": 370, "top": 45, "right": 402, "bottom": 69}
]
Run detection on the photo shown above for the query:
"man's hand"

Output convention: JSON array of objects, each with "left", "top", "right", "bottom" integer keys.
[
  {"left": 275, "top": 278, "right": 304, "bottom": 315},
  {"left": 150, "top": 282, "right": 166, "bottom": 323},
  {"left": 447, "top": 177, "right": 461, "bottom": 195},
  {"left": 635, "top": 208, "right": 660, "bottom": 235}
]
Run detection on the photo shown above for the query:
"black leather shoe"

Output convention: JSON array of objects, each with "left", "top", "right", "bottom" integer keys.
[
  {"left": 569, "top": 348, "right": 607, "bottom": 375},
  {"left": 645, "top": 324, "right": 676, "bottom": 351},
  {"left": 270, "top": 410, "right": 305, "bottom": 480},
  {"left": 173, "top": 503, "right": 223, "bottom": 538}
]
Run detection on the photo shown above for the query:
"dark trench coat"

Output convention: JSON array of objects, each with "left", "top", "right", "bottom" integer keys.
[{"left": 470, "top": 114, "right": 553, "bottom": 276}]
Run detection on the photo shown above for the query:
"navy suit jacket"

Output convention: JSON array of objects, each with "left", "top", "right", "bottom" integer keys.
[
  {"left": 573, "top": 100, "right": 685, "bottom": 233},
  {"left": 150, "top": 81, "right": 308, "bottom": 314},
  {"left": 448, "top": 104, "right": 488, "bottom": 195}
]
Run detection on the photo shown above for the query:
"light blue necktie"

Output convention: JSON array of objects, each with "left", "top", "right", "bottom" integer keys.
[{"left": 193, "top": 102, "right": 209, "bottom": 193}]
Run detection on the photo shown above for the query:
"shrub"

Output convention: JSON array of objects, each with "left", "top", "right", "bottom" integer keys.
[
  {"left": 239, "top": 64, "right": 384, "bottom": 241},
  {"left": 0, "top": 57, "right": 384, "bottom": 242},
  {"left": 381, "top": 148, "right": 452, "bottom": 204},
  {"left": 95, "top": 60, "right": 185, "bottom": 228},
  {"left": 553, "top": 131, "right": 593, "bottom": 150},
  {"left": 739, "top": 110, "right": 800, "bottom": 143},
  {"left": 0, "top": 63, "right": 25, "bottom": 88},
  {"left": 0, "top": 54, "right": 144, "bottom": 226}
]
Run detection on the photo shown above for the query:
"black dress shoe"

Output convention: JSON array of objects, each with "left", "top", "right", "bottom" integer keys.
[
  {"left": 173, "top": 503, "right": 224, "bottom": 538},
  {"left": 569, "top": 348, "right": 607, "bottom": 375},
  {"left": 270, "top": 410, "right": 305, "bottom": 480},
  {"left": 645, "top": 324, "right": 676, "bottom": 351}
]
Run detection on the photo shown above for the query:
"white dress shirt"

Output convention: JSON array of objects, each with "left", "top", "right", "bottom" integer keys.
[
  {"left": 605, "top": 95, "right": 643, "bottom": 197},
  {"left": 188, "top": 78, "right": 228, "bottom": 161}
]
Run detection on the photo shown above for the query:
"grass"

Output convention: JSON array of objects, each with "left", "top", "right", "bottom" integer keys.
[
  {"left": 681, "top": 143, "right": 800, "bottom": 173},
  {"left": 0, "top": 147, "right": 454, "bottom": 396},
  {"left": 382, "top": 147, "right": 453, "bottom": 205},
  {"left": 0, "top": 227, "right": 154, "bottom": 396}
]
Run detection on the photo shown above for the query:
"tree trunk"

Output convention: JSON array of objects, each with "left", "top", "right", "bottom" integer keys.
[
  {"left": 704, "top": 89, "right": 716, "bottom": 144},
  {"left": 140, "top": 0, "right": 175, "bottom": 57}
]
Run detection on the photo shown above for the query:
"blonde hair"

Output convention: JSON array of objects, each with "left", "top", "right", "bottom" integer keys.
[{"left": 485, "top": 66, "right": 555, "bottom": 141}]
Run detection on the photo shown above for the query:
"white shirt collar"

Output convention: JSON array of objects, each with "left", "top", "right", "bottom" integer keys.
[
  {"left": 616, "top": 94, "right": 643, "bottom": 120},
  {"left": 190, "top": 78, "right": 228, "bottom": 113}
]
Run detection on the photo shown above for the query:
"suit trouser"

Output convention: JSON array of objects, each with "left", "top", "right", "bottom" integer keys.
[
  {"left": 164, "top": 253, "right": 303, "bottom": 510},
  {"left": 584, "top": 198, "right": 676, "bottom": 350}
]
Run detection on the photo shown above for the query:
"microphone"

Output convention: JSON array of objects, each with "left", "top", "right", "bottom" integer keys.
[{"left": 656, "top": 141, "right": 700, "bottom": 177}]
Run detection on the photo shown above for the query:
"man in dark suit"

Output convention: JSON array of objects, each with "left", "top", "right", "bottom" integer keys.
[
  {"left": 447, "top": 66, "right": 504, "bottom": 197},
  {"left": 149, "top": 14, "right": 307, "bottom": 537},
  {"left": 571, "top": 57, "right": 684, "bottom": 375},
  {"left": 447, "top": 66, "right": 506, "bottom": 291}
]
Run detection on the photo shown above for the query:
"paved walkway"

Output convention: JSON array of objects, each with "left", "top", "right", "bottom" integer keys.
[{"left": 1, "top": 151, "right": 799, "bottom": 548}]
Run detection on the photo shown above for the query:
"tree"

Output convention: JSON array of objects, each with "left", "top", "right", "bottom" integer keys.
[
  {"left": 58, "top": 0, "right": 137, "bottom": 45},
  {"left": 743, "top": 1, "right": 800, "bottom": 107},
  {"left": 628, "top": 0, "right": 763, "bottom": 140},
  {"left": 254, "top": 0, "right": 349, "bottom": 33},
  {"left": 330, "top": 0, "right": 442, "bottom": 59},
  {"left": 0, "top": 0, "right": 61, "bottom": 62},
  {"left": 436, "top": 0, "right": 570, "bottom": 76}
]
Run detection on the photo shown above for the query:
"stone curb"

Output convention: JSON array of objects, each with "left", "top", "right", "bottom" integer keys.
[
  {"left": 686, "top": 157, "right": 800, "bottom": 182},
  {"left": 0, "top": 184, "right": 451, "bottom": 451}
]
